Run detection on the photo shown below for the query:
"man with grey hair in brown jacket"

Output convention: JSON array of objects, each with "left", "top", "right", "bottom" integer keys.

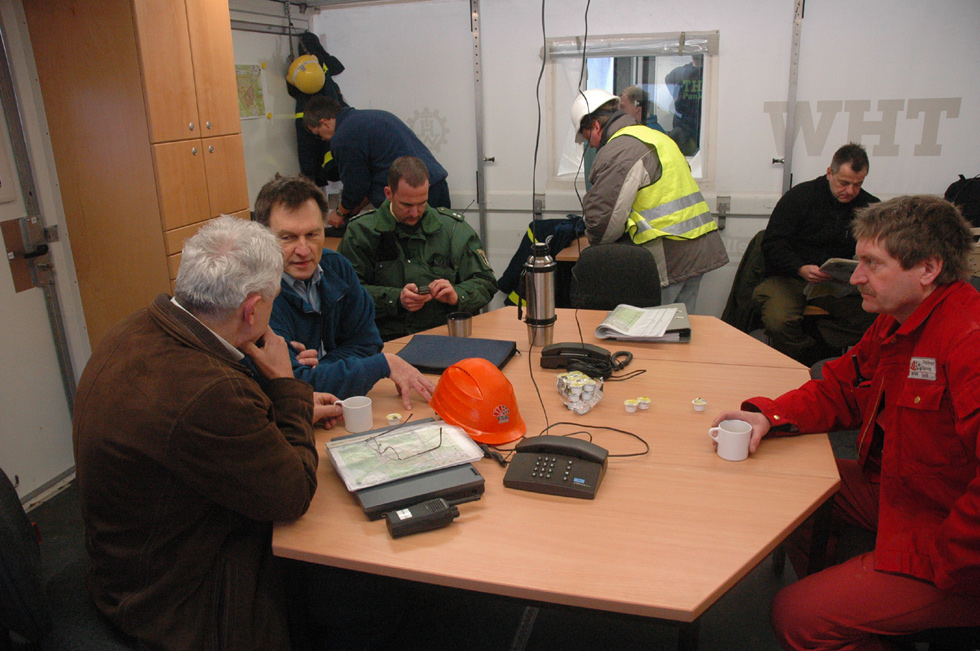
[{"left": 72, "top": 215, "right": 338, "bottom": 649}]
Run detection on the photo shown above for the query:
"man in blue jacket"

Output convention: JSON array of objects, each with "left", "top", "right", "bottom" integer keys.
[
  {"left": 303, "top": 96, "right": 450, "bottom": 227},
  {"left": 253, "top": 175, "right": 435, "bottom": 409}
]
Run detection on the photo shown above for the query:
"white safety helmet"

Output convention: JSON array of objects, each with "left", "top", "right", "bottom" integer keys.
[{"left": 570, "top": 89, "right": 619, "bottom": 143}]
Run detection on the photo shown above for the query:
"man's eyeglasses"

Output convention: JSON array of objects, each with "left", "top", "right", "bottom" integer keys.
[{"left": 364, "top": 420, "right": 444, "bottom": 461}]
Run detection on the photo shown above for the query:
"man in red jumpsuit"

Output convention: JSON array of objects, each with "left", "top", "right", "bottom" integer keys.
[{"left": 714, "top": 195, "right": 980, "bottom": 650}]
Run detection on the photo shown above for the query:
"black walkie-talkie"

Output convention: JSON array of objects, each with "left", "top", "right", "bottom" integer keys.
[{"left": 383, "top": 494, "right": 482, "bottom": 538}]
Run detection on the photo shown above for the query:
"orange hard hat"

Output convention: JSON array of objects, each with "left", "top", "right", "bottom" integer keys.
[{"left": 430, "top": 358, "right": 526, "bottom": 445}]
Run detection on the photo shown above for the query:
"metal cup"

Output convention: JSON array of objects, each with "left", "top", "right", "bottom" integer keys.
[{"left": 446, "top": 312, "right": 472, "bottom": 337}]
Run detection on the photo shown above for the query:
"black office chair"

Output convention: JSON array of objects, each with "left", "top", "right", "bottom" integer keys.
[
  {"left": 0, "top": 470, "right": 49, "bottom": 650},
  {"left": 569, "top": 242, "right": 661, "bottom": 310},
  {"left": 0, "top": 470, "right": 134, "bottom": 651}
]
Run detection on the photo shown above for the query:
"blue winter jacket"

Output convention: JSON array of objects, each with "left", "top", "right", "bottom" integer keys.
[{"left": 269, "top": 249, "right": 389, "bottom": 397}]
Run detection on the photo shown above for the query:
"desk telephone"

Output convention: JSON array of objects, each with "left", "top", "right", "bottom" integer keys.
[{"left": 503, "top": 435, "right": 608, "bottom": 499}]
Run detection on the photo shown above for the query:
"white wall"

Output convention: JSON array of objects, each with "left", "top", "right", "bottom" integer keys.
[
  {"left": 307, "top": 0, "right": 980, "bottom": 317},
  {"left": 233, "top": 31, "right": 303, "bottom": 205},
  {"left": 1, "top": 0, "right": 90, "bottom": 499},
  {"left": 230, "top": 1, "right": 313, "bottom": 204}
]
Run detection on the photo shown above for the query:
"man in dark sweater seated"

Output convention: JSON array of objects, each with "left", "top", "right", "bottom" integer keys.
[{"left": 753, "top": 143, "right": 879, "bottom": 363}]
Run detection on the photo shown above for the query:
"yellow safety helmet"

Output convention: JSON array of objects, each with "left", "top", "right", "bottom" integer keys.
[{"left": 286, "top": 55, "right": 325, "bottom": 95}]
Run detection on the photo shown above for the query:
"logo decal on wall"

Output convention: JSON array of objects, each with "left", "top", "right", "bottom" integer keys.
[
  {"left": 764, "top": 98, "right": 961, "bottom": 157},
  {"left": 407, "top": 107, "right": 450, "bottom": 153}
]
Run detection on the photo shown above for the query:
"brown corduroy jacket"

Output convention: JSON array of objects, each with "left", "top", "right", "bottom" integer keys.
[{"left": 73, "top": 294, "right": 317, "bottom": 650}]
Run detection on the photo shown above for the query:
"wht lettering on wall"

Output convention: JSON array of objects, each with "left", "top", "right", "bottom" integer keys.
[{"left": 764, "top": 98, "right": 961, "bottom": 157}]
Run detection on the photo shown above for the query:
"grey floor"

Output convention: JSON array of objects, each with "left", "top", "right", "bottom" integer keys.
[
  {"left": 25, "top": 432, "right": 856, "bottom": 651},
  {"left": 28, "top": 480, "right": 803, "bottom": 650}
]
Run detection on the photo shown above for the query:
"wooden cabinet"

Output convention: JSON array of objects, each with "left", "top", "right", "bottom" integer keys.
[
  {"left": 25, "top": 0, "right": 249, "bottom": 347},
  {"left": 153, "top": 135, "right": 249, "bottom": 232},
  {"left": 132, "top": 0, "right": 240, "bottom": 143}
]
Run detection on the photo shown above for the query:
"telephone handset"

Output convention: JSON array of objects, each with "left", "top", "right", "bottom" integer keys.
[
  {"left": 503, "top": 435, "right": 608, "bottom": 499},
  {"left": 539, "top": 342, "right": 611, "bottom": 369}
]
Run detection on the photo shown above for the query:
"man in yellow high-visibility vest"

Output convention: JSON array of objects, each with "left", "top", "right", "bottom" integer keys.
[{"left": 572, "top": 89, "right": 728, "bottom": 312}]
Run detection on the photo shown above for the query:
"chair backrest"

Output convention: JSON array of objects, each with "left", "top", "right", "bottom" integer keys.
[
  {"left": 720, "top": 229, "right": 768, "bottom": 333},
  {"left": 570, "top": 243, "right": 661, "bottom": 310},
  {"left": 0, "top": 470, "right": 52, "bottom": 643}
]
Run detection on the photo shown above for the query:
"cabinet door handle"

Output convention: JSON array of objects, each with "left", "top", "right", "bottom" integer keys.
[
  {"left": 189, "top": 122, "right": 196, "bottom": 132},
  {"left": 192, "top": 147, "right": 198, "bottom": 156},
  {"left": 206, "top": 121, "right": 212, "bottom": 130},
  {"left": 208, "top": 145, "right": 215, "bottom": 154}
]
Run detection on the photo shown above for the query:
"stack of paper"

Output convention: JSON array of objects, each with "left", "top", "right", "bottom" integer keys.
[{"left": 594, "top": 303, "right": 692, "bottom": 342}]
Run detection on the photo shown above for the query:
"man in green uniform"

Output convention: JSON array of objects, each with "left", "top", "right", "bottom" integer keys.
[{"left": 338, "top": 156, "right": 496, "bottom": 340}]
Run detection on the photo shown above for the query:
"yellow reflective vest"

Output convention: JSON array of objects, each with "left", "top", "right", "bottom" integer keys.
[{"left": 608, "top": 125, "right": 716, "bottom": 244}]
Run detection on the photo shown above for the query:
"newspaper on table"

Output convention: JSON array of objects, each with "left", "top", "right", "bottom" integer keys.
[
  {"left": 325, "top": 420, "right": 483, "bottom": 492},
  {"left": 594, "top": 304, "right": 680, "bottom": 342}
]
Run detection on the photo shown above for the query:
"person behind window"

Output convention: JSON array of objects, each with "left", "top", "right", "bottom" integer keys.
[
  {"left": 338, "top": 156, "right": 497, "bottom": 341},
  {"left": 753, "top": 143, "right": 880, "bottom": 365},
  {"left": 72, "top": 216, "right": 331, "bottom": 649},
  {"left": 572, "top": 88, "right": 727, "bottom": 312},
  {"left": 713, "top": 195, "right": 980, "bottom": 650},
  {"left": 303, "top": 96, "right": 450, "bottom": 228},
  {"left": 253, "top": 174, "right": 435, "bottom": 409},
  {"left": 665, "top": 56, "right": 703, "bottom": 156},
  {"left": 619, "top": 85, "right": 665, "bottom": 133}
]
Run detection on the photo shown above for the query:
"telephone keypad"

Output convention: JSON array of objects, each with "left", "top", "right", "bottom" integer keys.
[{"left": 505, "top": 453, "right": 605, "bottom": 498}]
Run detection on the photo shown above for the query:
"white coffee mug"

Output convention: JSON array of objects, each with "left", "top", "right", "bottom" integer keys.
[
  {"left": 339, "top": 396, "right": 373, "bottom": 434},
  {"left": 708, "top": 419, "right": 752, "bottom": 462}
]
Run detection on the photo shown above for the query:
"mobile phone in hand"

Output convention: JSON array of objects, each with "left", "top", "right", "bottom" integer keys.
[{"left": 417, "top": 285, "right": 431, "bottom": 295}]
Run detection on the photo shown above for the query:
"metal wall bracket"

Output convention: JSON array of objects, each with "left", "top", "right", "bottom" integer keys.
[
  {"left": 471, "top": 0, "right": 489, "bottom": 247},
  {"left": 1, "top": 215, "right": 53, "bottom": 292},
  {"left": 780, "top": 0, "right": 805, "bottom": 194}
]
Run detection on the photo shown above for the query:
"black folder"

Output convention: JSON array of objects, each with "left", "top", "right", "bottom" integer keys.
[{"left": 395, "top": 334, "right": 518, "bottom": 373}]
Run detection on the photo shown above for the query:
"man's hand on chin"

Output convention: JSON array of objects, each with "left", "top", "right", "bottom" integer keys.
[{"left": 241, "top": 327, "right": 294, "bottom": 379}]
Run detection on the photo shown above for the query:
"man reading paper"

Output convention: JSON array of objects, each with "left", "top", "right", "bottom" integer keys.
[{"left": 753, "top": 143, "right": 879, "bottom": 364}]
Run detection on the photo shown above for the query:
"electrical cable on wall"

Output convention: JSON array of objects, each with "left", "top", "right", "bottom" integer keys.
[
  {"left": 569, "top": 0, "right": 598, "bottom": 351},
  {"left": 530, "top": 0, "right": 548, "bottom": 244},
  {"left": 573, "top": 0, "right": 592, "bottom": 215}
]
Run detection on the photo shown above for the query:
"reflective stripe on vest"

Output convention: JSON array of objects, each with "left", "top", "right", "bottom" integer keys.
[{"left": 608, "top": 125, "right": 716, "bottom": 244}]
